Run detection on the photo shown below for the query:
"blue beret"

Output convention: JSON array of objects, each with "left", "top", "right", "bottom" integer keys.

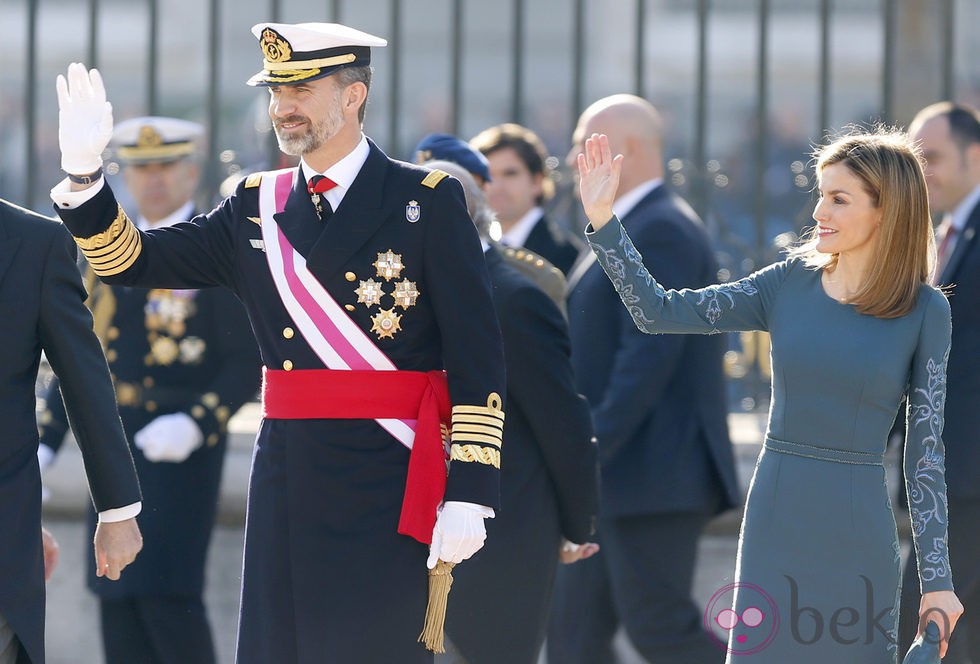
[{"left": 413, "top": 133, "right": 492, "bottom": 183}]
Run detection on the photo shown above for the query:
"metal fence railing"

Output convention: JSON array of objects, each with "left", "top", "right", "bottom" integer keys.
[{"left": 5, "top": 0, "right": 977, "bottom": 408}]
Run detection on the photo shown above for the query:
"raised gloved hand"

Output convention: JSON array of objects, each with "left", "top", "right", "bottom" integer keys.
[
  {"left": 134, "top": 412, "right": 204, "bottom": 463},
  {"left": 55, "top": 62, "right": 113, "bottom": 175},
  {"left": 426, "top": 501, "right": 492, "bottom": 569}
]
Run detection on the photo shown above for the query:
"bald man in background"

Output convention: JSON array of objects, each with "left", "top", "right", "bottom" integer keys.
[{"left": 549, "top": 95, "right": 738, "bottom": 663}]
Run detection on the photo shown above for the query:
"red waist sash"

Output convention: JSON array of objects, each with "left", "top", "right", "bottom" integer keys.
[{"left": 262, "top": 367, "right": 451, "bottom": 545}]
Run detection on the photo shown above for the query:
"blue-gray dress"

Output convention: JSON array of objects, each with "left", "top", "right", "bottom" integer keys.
[{"left": 588, "top": 218, "right": 954, "bottom": 663}]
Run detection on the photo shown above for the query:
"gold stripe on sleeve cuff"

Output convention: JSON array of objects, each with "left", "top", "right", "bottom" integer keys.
[{"left": 451, "top": 392, "right": 504, "bottom": 448}]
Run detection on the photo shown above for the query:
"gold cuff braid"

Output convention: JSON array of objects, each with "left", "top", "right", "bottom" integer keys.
[
  {"left": 450, "top": 444, "right": 501, "bottom": 468},
  {"left": 76, "top": 205, "right": 143, "bottom": 276}
]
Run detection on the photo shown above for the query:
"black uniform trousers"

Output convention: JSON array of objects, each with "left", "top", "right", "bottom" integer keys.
[
  {"left": 101, "top": 595, "right": 215, "bottom": 664},
  {"left": 547, "top": 512, "right": 722, "bottom": 664},
  {"left": 900, "top": 497, "right": 980, "bottom": 664}
]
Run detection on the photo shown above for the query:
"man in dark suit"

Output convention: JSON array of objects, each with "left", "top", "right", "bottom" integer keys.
[
  {"left": 548, "top": 94, "right": 739, "bottom": 663},
  {"left": 900, "top": 102, "right": 980, "bottom": 664},
  {"left": 421, "top": 158, "right": 599, "bottom": 664},
  {"left": 37, "top": 116, "right": 261, "bottom": 664},
  {"left": 0, "top": 197, "right": 142, "bottom": 664},
  {"left": 51, "top": 20, "right": 505, "bottom": 664},
  {"left": 413, "top": 132, "right": 568, "bottom": 315},
  {"left": 470, "top": 123, "right": 584, "bottom": 275}
]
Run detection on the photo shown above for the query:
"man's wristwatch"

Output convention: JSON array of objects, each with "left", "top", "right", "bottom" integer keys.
[{"left": 67, "top": 168, "right": 103, "bottom": 185}]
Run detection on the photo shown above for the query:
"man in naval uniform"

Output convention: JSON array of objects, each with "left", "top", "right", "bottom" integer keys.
[
  {"left": 37, "top": 116, "right": 261, "bottom": 664},
  {"left": 50, "top": 20, "right": 505, "bottom": 664}
]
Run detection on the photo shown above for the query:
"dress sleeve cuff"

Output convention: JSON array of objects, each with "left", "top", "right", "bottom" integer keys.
[
  {"left": 98, "top": 501, "right": 142, "bottom": 523},
  {"left": 51, "top": 177, "right": 105, "bottom": 209}
]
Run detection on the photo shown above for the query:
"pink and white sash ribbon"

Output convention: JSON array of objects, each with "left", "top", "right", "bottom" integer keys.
[{"left": 258, "top": 168, "right": 417, "bottom": 449}]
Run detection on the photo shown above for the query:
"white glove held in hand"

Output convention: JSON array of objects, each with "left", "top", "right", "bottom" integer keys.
[
  {"left": 56, "top": 63, "right": 113, "bottom": 175},
  {"left": 134, "top": 412, "right": 204, "bottom": 463},
  {"left": 426, "top": 501, "right": 492, "bottom": 569}
]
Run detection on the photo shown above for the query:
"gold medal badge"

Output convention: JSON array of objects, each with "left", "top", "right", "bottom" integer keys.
[
  {"left": 393, "top": 279, "right": 419, "bottom": 309},
  {"left": 150, "top": 336, "right": 180, "bottom": 365},
  {"left": 355, "top": 278, "right": 384, "bottom": 307},
  {"left": 370, "top": 308, "right": 402, "bottom": 340},
  {"left": 373, "top": 250, "right": 404, "bottom": 281}
]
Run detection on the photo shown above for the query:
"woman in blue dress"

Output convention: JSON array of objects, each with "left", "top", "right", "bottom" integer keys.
[{"left": 574, "top": 128, "right": 964, "bottom": 662}]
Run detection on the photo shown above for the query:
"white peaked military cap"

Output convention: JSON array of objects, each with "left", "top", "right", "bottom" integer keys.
[
  {"left": 247, "top": 22, "right": 387, "bottom": 87},
  {"left": 112, "top": 116, "right": 204, "bottom": 164}
]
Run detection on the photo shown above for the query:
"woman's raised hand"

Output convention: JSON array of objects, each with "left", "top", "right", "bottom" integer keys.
[{"left": 577, "top": 133, "right": 623, "bottom": 231}]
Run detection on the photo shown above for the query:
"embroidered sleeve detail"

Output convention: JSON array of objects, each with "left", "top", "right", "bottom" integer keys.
[
  {"left": 449, "top": 443, "right": 501, "bottom": 468},
  {"left": 78, "top": 205, "right": 143, "bottom": 276},
  {"left": 697, "top": 282, "right": 759, "bottom": 325},
  {"left": 906, "top": 349, "right": 952, "bottom": 585}
]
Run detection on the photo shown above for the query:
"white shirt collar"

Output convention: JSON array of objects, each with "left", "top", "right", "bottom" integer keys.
[
  {"left": 612, "top": 178, "right": 663, "bottom": 219},
  {"left": 299, "top": 134, "right": 370, "bottom": 209},
  {"left": 950, "top": 184, "right": 980, "bottom": 232},
  {"left": 501, "top": 206, "right": 544, "bottom": 247},
  {"left": 138, "top": 200, "right": 195, "bottom": 231}
]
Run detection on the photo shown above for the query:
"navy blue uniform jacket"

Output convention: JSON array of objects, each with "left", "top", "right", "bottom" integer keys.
[
  {"left": 566, "top": 185, "right": 739, "bottom": 517},
  {"left": 38, "top": 254, "right": 260, "bottom": 599},
  {"left": 54, "top": 141, "right": 505, "bottom": 663},
  {"left": 0, "top": 199, "right": 140, "bottom": 664}
]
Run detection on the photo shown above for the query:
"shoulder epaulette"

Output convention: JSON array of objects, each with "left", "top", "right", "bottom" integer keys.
[
  {"left": 421, "top": 169, "right": 450, "bottom": 189},
  {"left": 244, "top": 173, "right": 264, "bottom": 189}
]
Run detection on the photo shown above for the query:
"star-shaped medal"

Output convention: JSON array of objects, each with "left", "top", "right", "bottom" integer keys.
[
  {"left": 392, "top": 279, "right": 420, "bottom": 309},
  {"left": 373, "top": 250, "right": 404, "bottom": 281},
  {"left": 370, "top": 308, "right": 403, "bottom": 339},
  {"left": 355, "top": 278, "right": 384, "bottom": 307}
]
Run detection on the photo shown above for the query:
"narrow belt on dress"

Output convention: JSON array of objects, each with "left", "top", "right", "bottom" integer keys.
[
  {"left": 261, "top": 366, "right": 451, "bottom": 545},
  {"left": 764, "top": 436, "right": 885, "bottom": 466}
]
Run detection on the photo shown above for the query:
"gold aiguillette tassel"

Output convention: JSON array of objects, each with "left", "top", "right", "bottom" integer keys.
[{"left": 418, "top": 559, "right": 455, "bottom": 653}]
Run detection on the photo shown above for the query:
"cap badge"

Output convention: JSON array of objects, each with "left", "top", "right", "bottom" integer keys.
[
  {"left": 136, "top": 125, "right": 164, "bottom": 148},
  {"left": 406, "top": 200, "right": 420, "bottom": 223},
  {"left": 261, "top": 27, "right": 293, "bottom": 63}
]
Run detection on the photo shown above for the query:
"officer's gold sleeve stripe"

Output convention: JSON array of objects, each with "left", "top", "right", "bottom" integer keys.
[
  {"left": 84, "top": 224, "right": 139, "bottom": 263},
  {"left": 244, "top": 173, "right": 264, "bottom": 188},
  {"left": 450, "top": 432, "right": 503, "bottom": 448},
  {"left": 421, "top": 169, "right": 450, "bottom": 189},
  {"left": 450, "top": 444, "right": 500, "bottom": 468},
  {"left": 451, "top": 413, "right": 503, "bottom": 429},
  {"left": 90, "top": 235, "right": 142, "bottom": 276},
  {"left": 84, "top": 230, "right": 139, "bottom": 269},
  {"left": 75, "top": 205, "right": 132, "bottom": 251},
  {"left": 452, "top": 423, "right": 503, "bottom": 438}
]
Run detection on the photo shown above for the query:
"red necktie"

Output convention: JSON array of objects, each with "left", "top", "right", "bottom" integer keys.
[
  {"left": 934, "top": 219, "right": 957, "bottom": 284},
  {"left": 307, "top": 175, "right": 338, "bottom": 220}
]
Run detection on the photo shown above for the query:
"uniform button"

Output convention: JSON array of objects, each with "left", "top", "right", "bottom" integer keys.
[
  {"left": 345, "top": 272, "right": 357, "bottom": 282},
  {"left": 283, "top": 360, "right": 294, "bottom": 371},
  {"left": 107, "top": 327, "right": 120, "bottom": 341},
  {"left": 142, "top": 376, "right": 155, "bottom": 388},
  {"left": 191, "top": 405, "right": 206, "bottom": 419},
  {"left": 535, "top": 259, "right": 545, "bottom": 267},
  {"left": 105, "top": 349, "right": 117, "bottom": 362},
  {"left": 145, "top": 400, "right": 158, "bottom": 413},
  {"left": 282, "top": 327, "right": 295, "bottom": 339},
  {"left": 207, "top": 433, "right": 220, "bottom": 447},
  {"left": 344, "top": 304, "right": 355, "bottom": 311}
]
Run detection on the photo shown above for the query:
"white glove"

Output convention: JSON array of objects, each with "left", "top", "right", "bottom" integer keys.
[
  {"left": 134, "top": 412, "right": 204, "bottom": 463},
  {"left": 56, "top": 63, "right": 113, "bottom": 175},
  {"left": 426, "top": 501, "right": 493, "bottom": 569}
]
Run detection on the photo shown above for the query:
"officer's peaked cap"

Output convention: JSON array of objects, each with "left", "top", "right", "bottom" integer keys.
[
  {"left": 113, "top": 116, "right": 203, "bottom": 164},
  {"left": 247, "top": 22, "right": 387, "bottom": 87}
]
